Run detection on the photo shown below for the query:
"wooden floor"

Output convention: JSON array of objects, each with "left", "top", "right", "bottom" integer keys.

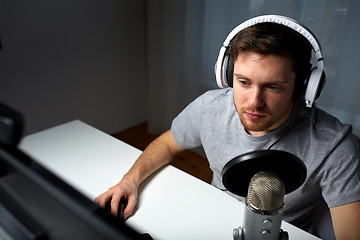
[{"left": 113, "top": 122, "right": 213, "bottom": 184}]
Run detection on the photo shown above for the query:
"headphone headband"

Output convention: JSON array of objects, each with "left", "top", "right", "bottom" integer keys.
[
  {"left": 223, "top": 15, "right": 322, "bottom": 58},
  {"left": 214, "top": 15, "right": 326, "bottom": 107}
]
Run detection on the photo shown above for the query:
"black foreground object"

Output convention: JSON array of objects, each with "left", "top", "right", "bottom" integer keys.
[
  {"left": 105, "top": 197, "right": 128, "bottom": 221},
  {"left": 222, "top": 150, "right": 307, "bottom": 197},
  {"left": 0, "top": 102, "right": 147, "bottom": 239}
]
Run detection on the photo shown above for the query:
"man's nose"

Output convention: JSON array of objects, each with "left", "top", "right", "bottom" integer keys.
[{"left": 249, "top": 87, "right": 265, "bottom": 109}]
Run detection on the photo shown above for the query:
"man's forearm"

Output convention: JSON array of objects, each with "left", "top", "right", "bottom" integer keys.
[
  {"left": 123, "top": 129, "right": 185, "bottom": 187},
  {"left": 330, "top": 201, "right": 360, "bottom": 239}
]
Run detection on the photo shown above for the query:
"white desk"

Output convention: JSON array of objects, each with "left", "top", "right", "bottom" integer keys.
[{"left": 19, "top": 120, "right": 320, "bottom": 240}]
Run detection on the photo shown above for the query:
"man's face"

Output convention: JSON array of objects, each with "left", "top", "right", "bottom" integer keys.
[{"left": 233, "top": 51, "right": 296, "bottom": 136}]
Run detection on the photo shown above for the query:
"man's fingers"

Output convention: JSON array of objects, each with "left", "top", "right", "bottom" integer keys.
[
  {"left": 95, "top": 191, "right": 112, "bottom": 208},
  {"left": 123, "top": 197, "right": 137, "bottom": 220},
  {"left": 110, "top": 194, "right": 122, "bottom": 216}
]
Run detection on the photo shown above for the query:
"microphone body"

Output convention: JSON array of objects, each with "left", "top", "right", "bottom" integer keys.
[
  {"left": 240, "top": 202, "right": 284, "bottom": 239},
  {"left": 233, "top": 171, "right": 288, "bottom": 240}
]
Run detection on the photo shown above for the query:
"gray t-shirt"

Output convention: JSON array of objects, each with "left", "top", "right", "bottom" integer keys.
[{"left": 171, "top": 88, "right": 360, "bottom": 229}]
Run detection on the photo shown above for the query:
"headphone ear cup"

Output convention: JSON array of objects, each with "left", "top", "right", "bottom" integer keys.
[
  {"left": 313, "top": 67, "right": 326, "bottom": 100},
  {"left": 315, "top": 69, "right": 325, "bottom": 100},
  {"left": 218, "top": 53, "right": 232, "bottom": 88},
  {"left": 304, "top": 67, "right": 326, "bottom": 107},
  {"left": 215, "top": 47, "right": 232, "bottom": 88},
  {"left": 226, "top": 58, "right": 234, "bottom": 88}
]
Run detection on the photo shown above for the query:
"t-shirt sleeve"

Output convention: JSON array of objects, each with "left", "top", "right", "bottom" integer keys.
[
  {"left": 320, "top": 133, "right": 360, "bottom": 208},
  {"left": 171, "top": 93, "right": 207, "bottom": 149}
]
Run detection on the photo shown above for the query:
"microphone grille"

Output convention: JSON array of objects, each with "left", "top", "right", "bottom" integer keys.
[{"left": 246, "top": 171, "right": 285, "bottom": 212}]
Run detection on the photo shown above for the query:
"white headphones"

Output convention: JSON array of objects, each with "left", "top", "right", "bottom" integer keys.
[{"left": 214, "top": 15, "right": 326, "bottom": 108}]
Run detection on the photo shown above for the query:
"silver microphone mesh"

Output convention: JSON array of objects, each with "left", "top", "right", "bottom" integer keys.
[{"left": 246, "top": 171, "right": 285, "bottom": 212}]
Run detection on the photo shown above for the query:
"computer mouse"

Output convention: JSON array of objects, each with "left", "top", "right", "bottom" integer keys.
[
  {"left": 104, "top": 198, "right": 153, "bottom": 239},
  {"left": 105, "top": 197, "right": 127, "bottom": 221}
]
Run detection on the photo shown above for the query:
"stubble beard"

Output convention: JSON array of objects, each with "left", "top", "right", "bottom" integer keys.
[{"left": 238, "top": 108, "right": 274, "bottom": 133}]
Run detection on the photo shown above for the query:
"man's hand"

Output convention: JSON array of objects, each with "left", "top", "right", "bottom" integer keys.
[{"left": 95, "top": 175, "right": 139, "bottom": 220}]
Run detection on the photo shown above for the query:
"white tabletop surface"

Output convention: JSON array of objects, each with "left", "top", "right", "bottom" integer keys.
[{"left": 19, "top": 120, "right": 320, "bottom": 240}]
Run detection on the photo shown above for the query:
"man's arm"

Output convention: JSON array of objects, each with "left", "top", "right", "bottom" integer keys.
[
  {"left": 330, "top": 201, "right": 360, "bottom": 239},
  {"left": 95, "top": 129, "right": 185, "bottom": 219}
]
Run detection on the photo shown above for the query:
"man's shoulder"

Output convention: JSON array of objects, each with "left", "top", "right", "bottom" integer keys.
[
  {"left": 181, "top": 88, "right": 235, "bottom": 121},
  {"left": 312, "top": 105, "right": 351, "bottom": 134},
  {"left": 303, "top": 104, "right": 356, "bottom": 154},
  {"left": 197, "top": 88, "right": 233, "bottom": 103}
]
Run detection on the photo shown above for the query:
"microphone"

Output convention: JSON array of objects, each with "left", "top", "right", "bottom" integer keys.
[
  {"left": 233, "top": 171, "right": 288, "bottom": 240},
  {"left": 221, "top": 150, "right": 307, "bottom": 240}
]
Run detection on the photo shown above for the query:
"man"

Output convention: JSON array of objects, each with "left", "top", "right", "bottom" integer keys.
[{"left": 96, "top": 16, "right": 360, "bottom": 239}]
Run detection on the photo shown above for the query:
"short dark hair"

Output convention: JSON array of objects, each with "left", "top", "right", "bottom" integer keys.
[{"left": 230, "top": 22, "right": 312, "bottom": 99}]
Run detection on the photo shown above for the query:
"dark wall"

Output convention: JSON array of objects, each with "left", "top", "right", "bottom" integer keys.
[{"left": 0, "top": 0, "right": 148, "bottom": 135}]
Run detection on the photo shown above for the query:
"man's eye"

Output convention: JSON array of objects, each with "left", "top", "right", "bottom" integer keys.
[
  {"left": 267, "top": 85, "right": 279, "bottom": 91},
  {"left": 240, "top": 80, "right": 249, "bottom": 86}
]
